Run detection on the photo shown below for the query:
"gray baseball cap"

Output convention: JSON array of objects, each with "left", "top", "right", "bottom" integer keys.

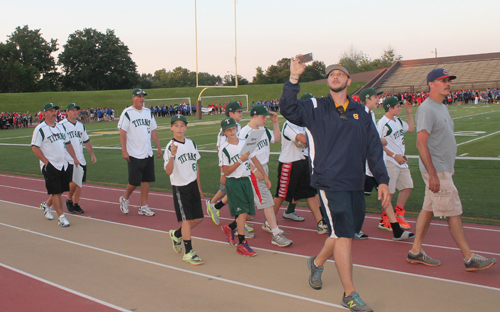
[{"left": 325, "top": 64, "right": 350, "bottom": 78}]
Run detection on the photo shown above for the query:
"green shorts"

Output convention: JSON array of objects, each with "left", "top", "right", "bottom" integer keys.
[{"left": 226, "top": 177, "right": 255, "bottom": 216}]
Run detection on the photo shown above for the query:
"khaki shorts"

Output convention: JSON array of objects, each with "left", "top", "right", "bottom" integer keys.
[
  {"left": 421, "top": 171, "right": 462, "bottom": 218},
  {"left": 251, "top": 164, "right": 274, "bottom": 210},
  {"left": 386, "top": 161, "right": 414, "bottom": 194}
]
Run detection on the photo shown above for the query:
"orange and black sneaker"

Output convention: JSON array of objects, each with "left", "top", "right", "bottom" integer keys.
[
  {"left": 378, "top": 212, "right": 392, "bottom": 231},
  {"left": 395, "top": 206, "right": 411, "bottom": 230}
]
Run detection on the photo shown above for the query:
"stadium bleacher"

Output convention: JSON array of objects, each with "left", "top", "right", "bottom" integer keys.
[{"left": 360, "top": 52, "right": 500, "bottom": 94}]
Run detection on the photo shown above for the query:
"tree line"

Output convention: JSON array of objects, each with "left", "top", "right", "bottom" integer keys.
[{"left": 0, "top": 25, "right": 402, "bottom": 93}]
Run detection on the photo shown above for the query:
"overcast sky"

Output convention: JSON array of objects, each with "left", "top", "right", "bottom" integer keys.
[{"left": 2, "top": 0, "right": 499, "bottom": 81}]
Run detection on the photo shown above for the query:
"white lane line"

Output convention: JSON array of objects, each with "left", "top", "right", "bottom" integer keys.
[
  {"left": 0, "top": 221, "right": 344, "bottom": 309},
  {"left": 0, "top": 263, "right": 129, "bottom": 312},
  {"left": 452, "top": 109, "right": 500, "bottom": 120},
  {"left": 457, "top": 130, "right": 500, "bottom": 146},
  {"left": 1, "top": 215, "right": 499, "bottom": 293}
]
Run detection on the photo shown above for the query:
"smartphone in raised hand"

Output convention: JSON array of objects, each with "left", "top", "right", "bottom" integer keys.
[{"left": 297, "top": 53, "right": 313, "bottom": 64}]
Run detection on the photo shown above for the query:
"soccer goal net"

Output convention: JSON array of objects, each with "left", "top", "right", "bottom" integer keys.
[
  {"left": 200, "top": 94, "right": 249, "bottom": 112},
  {"left": 144, "top": 97, "right": 193, "bottom": 115}
]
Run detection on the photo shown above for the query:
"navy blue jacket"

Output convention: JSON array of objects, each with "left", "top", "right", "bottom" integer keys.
[{"left": 280, "top": 81, "right": 389, "bottom": 192}]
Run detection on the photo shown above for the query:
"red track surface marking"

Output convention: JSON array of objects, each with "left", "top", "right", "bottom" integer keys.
[
  {"left": 1, "top": 173, "right": 498, "bottom": 289},
  {"left": 0, "top": 264, "right": 126, "bottom": 312}
]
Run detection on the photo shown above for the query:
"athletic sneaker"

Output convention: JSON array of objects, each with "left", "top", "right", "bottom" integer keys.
[
  {"left": 119, "top": 196, "right": 129, "bottom": 214},
  {"left": 65, "top": 199, "right": 75, "bottom": 213},
  {"left": 272, "top": 233, "right": 293, "bottom": 247},
  {"left": 40, "top": 202, "right": 53, "bottom": 220},
  {"left": 395, "top": 208, "right": 411, "bottom": 229},
  {"left": 58, "top": 214, "right": 70, "bottom": 227},
  {"left": 182, "top": 250, "right": 204, "bottom": 265},
  {"left": 307, "top": 256, "right": 323, "bottom": 290},
  {"left": 393, "top": 231, "right": 414, "bottom": 241},
  {"left": 464, "top": 253, "right": 497, "bottom": 272},
  {"left": 354, "top": 231, "right": 369, "bottom": 240},
  {"left": 245, "top": 223, "right": 254, "bottom": 232},
  {"left": 378, "top": 220, "right": 392, "bottom": 231},
  {"left": 283, "top": 211, "right": 305, "bottom": 222},
  {"left": 138, "top": 205, "right": 155, "bottom": 216},
  {"left": 342, "top": 291, "right": 373, "bottom": 312},
  {"left": 262, "top": 220, "right": 284, "bottom": 235},
  {"left": 317, "top": 220, "right": 328, "bottom": 235},
  {"left": 168, "top": 230, "right": 183, "bottom": 254},
  {"left": 206, "top": 200, "right": 220, "bottom": 225},
  {"left": 244, "top": 227, "right": 255, "bottom": 239},
  {"left": 236, "top": 240, "right": 256, "bottom": 257},
  {"left": 407, "top": 249, "right": 440, "bottom": 266},
  {"left": 73, "top": 203, "right": 84, "bottom": 214},
  {"left": 221, "top": 225, "right": 236, "bottom": 246}
]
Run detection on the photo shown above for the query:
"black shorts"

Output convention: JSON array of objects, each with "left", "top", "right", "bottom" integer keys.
[
  {"left": 68, "top": 164, "right": 87, "bottom": 183},
  {"left": 42, "top": 162, "right": 71, "bottom": 195},
  {"left": 364, "top": 175, "right": 379, "bottom": 196},
  {"left": 172, "top": 180, "right": 204, "bottom": 222},
  {"left": 275, "top": 159, "right": 316, "bottom": 202},
  {"left": 128, "top": 156, "right": 155, "bottom": 186},
  {"left": 318, "top": 190, "right": 366, "bottom": 238}
]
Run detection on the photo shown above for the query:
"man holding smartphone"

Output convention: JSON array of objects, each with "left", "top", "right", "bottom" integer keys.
[{"left": 376, "top": 96, "right": 415, "bottom": 241}]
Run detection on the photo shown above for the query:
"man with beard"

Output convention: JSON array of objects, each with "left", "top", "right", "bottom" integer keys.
[{"left": 280, "top": 60, "right": 390, "bottom": 312}]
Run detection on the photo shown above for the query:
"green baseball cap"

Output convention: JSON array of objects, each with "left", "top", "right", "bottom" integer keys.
[
  {"left": 221, "top": 117, "right": 237, "bottom": 130},
  {"left": 171, "top": 114, "right": 188, "bottom": 125},
  {"left": 66, "top": 103, "right": 80, "bottom": 111},
  {"left": 382, "top": 96, "right": 403, "bottom": 110},
  {"left": 359, "top": 88, "right": 383, "bottom": 102},
  {"left": 250, "top": 105, "right": 271, "bottom": 117},
  {"left": 226, "top": 101, "right": 242, "bottom": 113},
  {"left": 43, "top": 103, "right": 59, "bottom": 112},
  {"left": 299, "top": 93, "right": 314, "bottom": 100},
  {"left": 132, "top": 88, "right": 147, "bottom": 97}
]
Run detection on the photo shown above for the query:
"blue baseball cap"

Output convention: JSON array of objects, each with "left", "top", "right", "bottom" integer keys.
[{"left": 427, "top": 68, "right": 457, "bottom": 85}]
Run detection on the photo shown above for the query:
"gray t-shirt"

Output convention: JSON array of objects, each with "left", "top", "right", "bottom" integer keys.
[{"left": 415, "top": 98, "right": 457, "bottom": 173}]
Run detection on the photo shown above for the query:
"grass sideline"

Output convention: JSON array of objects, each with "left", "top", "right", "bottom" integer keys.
[
  {"left": 1, "top": 97, "right": 500, "bottom": 225},
  {"left": 0, "top": 81, "right": 365, "bottom": 116}
]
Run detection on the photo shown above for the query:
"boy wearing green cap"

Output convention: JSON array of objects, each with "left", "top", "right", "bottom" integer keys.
[
  {"left": 376, "top": 96, "right": 415, "bottom": 241},
  {"left": 219, "top": 117, "right": 268, "bottom": 256},
  {"left": 164, "top": 115, "right": 205, "bottom": 265},
  {"left": 240, "top": 106, "right": 293, "bottom": 247}
]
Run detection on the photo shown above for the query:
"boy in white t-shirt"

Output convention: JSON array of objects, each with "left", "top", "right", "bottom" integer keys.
[
  {"left": 376, "top": 96, "right": 415, "bottom": 241},
  {"left": 219, "top": 117, "right": 268, "bottom": 257},
  {"left": 164, "top": 115, "right": 205, "bottom": 265},
  {"left": 239, "top": 105, "right": 293, "bottom": 247}
]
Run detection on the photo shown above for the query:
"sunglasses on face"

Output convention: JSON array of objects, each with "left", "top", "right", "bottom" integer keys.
[{"left": 336, "top": 105, "right": 347, "bottom": 122}]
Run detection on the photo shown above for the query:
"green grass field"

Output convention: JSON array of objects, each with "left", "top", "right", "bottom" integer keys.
[
  {"left": 0, "top": 81, "right": 365, "bottom": 116},
  {"left": 1, "top": 93, "right": 500, "bottom": 225}
]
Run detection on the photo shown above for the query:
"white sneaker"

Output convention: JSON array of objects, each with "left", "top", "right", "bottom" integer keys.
[
  {"left": 272, "top": 233, "right": 293, "bottom": 247},
  {"left": 138, "top": 205, "right": 155, "bottom": 216},
  {"left": 119, "top": 196, "right": 129, "bottom": 214},
  {"left": 245, "top": 223, "right": 254, "bottom": 232},
  {"left": 262, "top": 220, "right": 285, "bottom": 235},
  {"left": 58, "top": 214, "right": 70, "bottom": 227},
  {"left": 283, "top": 211, "right": 305, "bottom": 222},
  {"left": 40, "top": 202, "right": 53, "bottom": 220}
]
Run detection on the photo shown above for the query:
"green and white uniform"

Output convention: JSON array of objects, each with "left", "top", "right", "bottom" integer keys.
[
  {"left": 31, "top": 122, "right": 71, "bottom": 171},
  {"left": 164, "top": 138, "right": 201, "bottom": 186},
  {"left": 60, "top": 118, "right": 90, "bottom": 165},
  {"left": 118, "top": 106, "right": 157, "bottom": 159}
]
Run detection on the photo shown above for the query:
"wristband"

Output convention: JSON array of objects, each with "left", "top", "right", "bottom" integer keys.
[
  {"left": 237, "top": 158, "right": 243, "bottom": 164},
  {"left": 170, "top": 155, "right": 175, "bottom": 158},
  {"left": 391, "top": 154, "right": 395, "bottom": 159},
  {"left": 220, "top": 172, "right": 225, "bottom": 176},
  {"left": 290, "top": 76, "right": 299, "bottom": 81},
  {"left": 253, "top": 168, "right": 258, "bottom": 173}
]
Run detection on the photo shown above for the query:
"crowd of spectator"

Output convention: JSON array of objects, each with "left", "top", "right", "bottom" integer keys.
[
  {"left": 0, "top": 112, "right": 33, "bottom": 129},
  {"left": 251, "top": 99, "right": 280, "bottom": 112}
]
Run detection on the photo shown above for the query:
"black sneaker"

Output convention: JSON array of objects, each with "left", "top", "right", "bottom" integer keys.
[
  {"left": 65, "top": 199, "right": 76, "bottom": 213},
  {"left": 73, "top": 203, "right": 84, "bottom": 214}
]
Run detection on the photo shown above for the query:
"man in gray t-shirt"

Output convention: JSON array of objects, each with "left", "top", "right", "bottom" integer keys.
[{"left": 407, "top": 68, "right": 496, "bottom": 272}]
